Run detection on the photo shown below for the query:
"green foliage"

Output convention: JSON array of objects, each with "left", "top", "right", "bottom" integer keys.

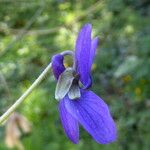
[{"left": 0, "top": 0, "right": 150, "bottom": 150}]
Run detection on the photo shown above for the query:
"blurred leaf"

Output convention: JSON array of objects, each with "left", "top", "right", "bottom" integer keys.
[{"left": 114, "top": 56, "right": 141, "bottom": 78}]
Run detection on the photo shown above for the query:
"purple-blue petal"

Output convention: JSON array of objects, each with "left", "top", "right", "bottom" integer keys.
[
  {"left": 51, "top": 54, "right": 65, "bottom": 80},
  {"left": 59, "top": 99, "right": 79, "bottom": 144},
  {"left": 64, "top": 90, "right": 117, "bottom": 144},
  {"left": 89, "top": 37, "right": 99, "bottom": 69},
  {"left": 75, "top": 24, "right": 92, "bottom": 88}
]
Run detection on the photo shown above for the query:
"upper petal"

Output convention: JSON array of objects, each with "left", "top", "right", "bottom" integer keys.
[
  {"left": 51, "top": 54, "right": 65, "bottom": 80},
  {"left": 75, "top": 24, "right": 92, "bottom": 88},
  {"left": 89, "top": 37, "right": 99, "bottom": 69},
  {"left": 59, "top": 99, "right": 79, "bottom": 144},
  {"left": 64, "top": 90, "right": 117, "bottom": 144}
]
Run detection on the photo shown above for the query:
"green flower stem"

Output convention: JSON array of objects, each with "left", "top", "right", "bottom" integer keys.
[
  {"left": 61, "top": 50, "right": 76, "bottom": 70},
  {"left": 0, "top": 63, "right": 52, "bottom": 125}
]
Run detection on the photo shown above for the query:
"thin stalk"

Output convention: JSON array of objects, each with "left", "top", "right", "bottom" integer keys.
[
  {"left": 0, "top": 63, "right": 52, "bottom": 125},
  {"left": 61, "top": 50, "right": 76, "bottom": 70}
]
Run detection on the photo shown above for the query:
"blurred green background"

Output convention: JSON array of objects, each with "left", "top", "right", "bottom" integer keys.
[{"left": 0, "top": 0, "right": 150, "bottom": 150}]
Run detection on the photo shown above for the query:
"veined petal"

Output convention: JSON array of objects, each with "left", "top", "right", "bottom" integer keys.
[
  {"left": 59, "top": 99, "right": 79, "bottom": 144},
  {"left": 64, "top": 90, "right": 117, "bottom": 144},
  {"left": 51, "top": 54, "right": 65, "bottom": 80},
  {"left": 89, "top": 37, "right": 99, "bottom": 69},
  {"left": 75, "top": 24, "right": 92, "bottom": 88}
]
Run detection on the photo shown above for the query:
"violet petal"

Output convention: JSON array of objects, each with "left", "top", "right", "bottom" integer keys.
[
  {"left": 64, "top": 90, "right": 117, "bottom": 144},
  {"left": 51, "top": 54, "right": 65, "bottom": 80},
  {"left": 89, "top": 37, "right": 99, "bottom": 69},
  {"left": 59, "top": 99, "right": 79, "bottom": 144},
  {"left": 75, "top": 24, "right": 92, "bottom": 88}
]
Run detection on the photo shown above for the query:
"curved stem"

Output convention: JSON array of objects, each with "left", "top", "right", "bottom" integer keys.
[
  {"left": 61, "top": 50, "right": 74, "bottom": 56},
  {"left": 61, "top": 50, "right": 76, "bottom": 70},
  {"left": 0, "top": 63, "right": 52, "bottom": 125}
]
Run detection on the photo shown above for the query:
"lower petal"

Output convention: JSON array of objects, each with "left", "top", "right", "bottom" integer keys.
[
  {"left": 59, "top": 99, "right": 79, "bottom": 144},
  {"left": 64, "top": 90, "right": 117, "bottom": 144}
]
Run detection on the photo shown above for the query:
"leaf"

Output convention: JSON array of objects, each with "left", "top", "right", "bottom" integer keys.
[{"left": 114, "top": 56, "right": 141, "bottom": 78}]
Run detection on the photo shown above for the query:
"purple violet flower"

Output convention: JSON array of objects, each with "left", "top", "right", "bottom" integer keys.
[{"left": 51, "top": 24, "right": 117, "bottom": 144}]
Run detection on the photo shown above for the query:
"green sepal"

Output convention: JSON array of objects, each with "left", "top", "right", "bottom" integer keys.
[
  {"left": 55, "top": 68, "right": 75, "bottom": 100},
  {"left": 68, "top": 79, "right": 81, "bottom": 100}
]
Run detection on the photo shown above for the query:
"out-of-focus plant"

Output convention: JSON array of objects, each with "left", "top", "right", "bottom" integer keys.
[
  {"left": 0, "top": 0, "right": 150, "bottom": 149},
  {"left": 5, "top": 112, "right": 31, "bottom": 150}
]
